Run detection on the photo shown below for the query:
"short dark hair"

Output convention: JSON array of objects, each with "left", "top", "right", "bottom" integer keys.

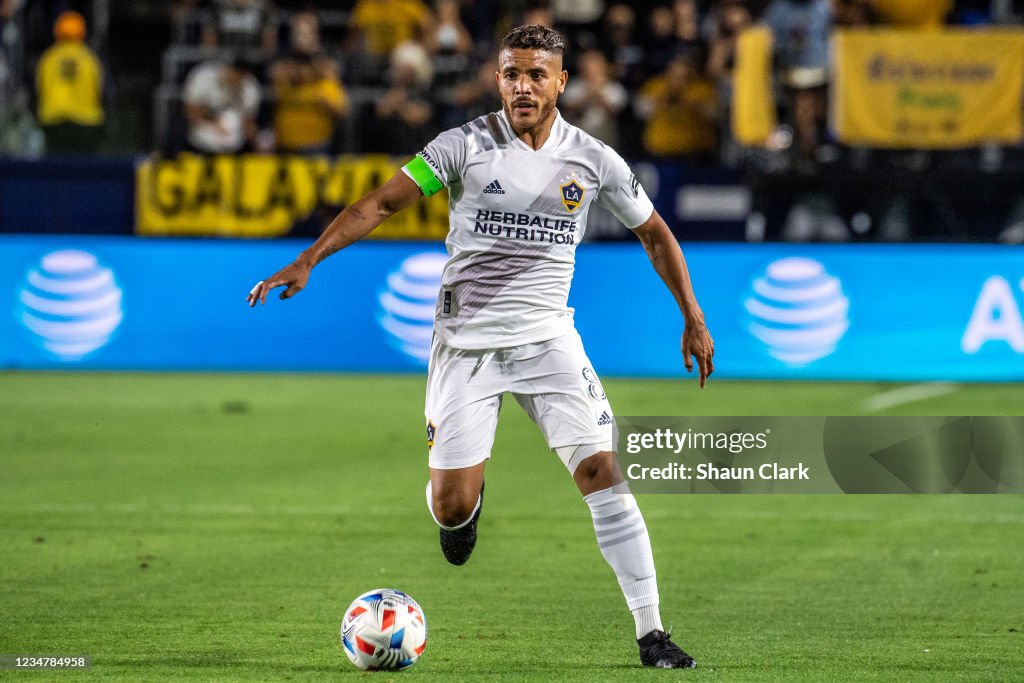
[{"left": 501, "top": 24, "right": 566, "bottom": 55}]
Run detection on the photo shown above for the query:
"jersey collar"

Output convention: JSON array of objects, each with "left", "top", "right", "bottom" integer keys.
[{"left": 498, "top": 108, "right": 565, "bottom": 153}]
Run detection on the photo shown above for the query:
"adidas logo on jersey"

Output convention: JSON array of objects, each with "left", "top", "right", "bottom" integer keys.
[
  {"left": 482, "top": 179, "right": 506, "bottom": 194},
  {"left": 597, "top": 411, "right": 614, "bottom": 426}
]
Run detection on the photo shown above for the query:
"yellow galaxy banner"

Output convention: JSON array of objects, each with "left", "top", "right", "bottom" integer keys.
[
  {"left": 832, "top": 29, "right": 1024, "bottom": 148},
  {"left": 136, "top": 154, "right": 450, "bottom": 238}
]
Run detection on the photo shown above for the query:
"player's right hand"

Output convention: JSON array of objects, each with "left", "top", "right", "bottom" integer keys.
[{"left": 246, "top": 261, "right": 311, "bottom": 307}]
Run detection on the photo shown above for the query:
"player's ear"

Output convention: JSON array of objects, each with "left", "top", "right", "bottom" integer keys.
[{"left": 558, "top": 69, "right": 567, "bottom": 94}]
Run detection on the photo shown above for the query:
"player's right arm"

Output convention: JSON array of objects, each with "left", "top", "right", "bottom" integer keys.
[{"left": 246, "top": 171, "right": 422, "bottom": 306}]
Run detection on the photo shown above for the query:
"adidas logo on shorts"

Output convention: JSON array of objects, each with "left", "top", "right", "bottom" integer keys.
[
  {"left": 597, "top": 411, "right": 613, "bottom": 426},
  {"left": 482, "top": 179, "right": 506, "bottom": 195}
]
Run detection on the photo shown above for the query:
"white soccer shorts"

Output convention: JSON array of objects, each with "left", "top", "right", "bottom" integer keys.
[{"left": 425, "top": 330, "right": 615, "bottom": 471}]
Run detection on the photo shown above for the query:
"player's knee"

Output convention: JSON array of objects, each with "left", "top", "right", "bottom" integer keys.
[
  {"left": 431, "top": 490, "right": 477, "bottom": 527},
  {"left": 576, "top": 451, "right": 614, "bottom": 480},
  {"left": 572, "top": 451, "right": 622, "bottom": 494}
]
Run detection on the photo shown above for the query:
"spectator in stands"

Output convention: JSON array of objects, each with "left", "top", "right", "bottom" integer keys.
[
  {"left": 672, "top": 0, "right": 705, "bottom": 55},
  {"left": 600, "top": 3, "right": 646, "bottom": 91},
  {"left": 271, "top": 53, "right": 347, "bottom": 154},
  {"left": 636, "top": 52, "right": 717, "bottom": 160},
  {"left": 645, "top": 6, "right": 681, "bottom": 77},
  {"left": 348, "top": 0, "right": 431, "bottom": 81},
  {"left": 513, "top": 1, "right": 595, "bottom": 58},
  {"left": 1, "top": 0, "right": 24, "bottom": 98},
  {"left": 762, "top": 0, "right": 832, "bottom": 163},
  {"left": 35, "top": 10, "right": 105, "bottom": 155},
  {"left": 2, "top": 0, "right": 43, "bottom": 157},
  {"left": 285, "top": 8, "right": 323, "bottom": 56},
  {"left": 442, "top": 54, "right": 502, "bottom": 129},
  {"left": 371, "top": 40, "right": 434, "bottom": 153},
  {"left": 869, "top": 0, "right": 951, "bottom": 28},
  {"left": 706, "top": 0, "right": 752, "bottom": 161},
  {"left": 561, "top": 49, "right": 628, "bottom": 146},
  {"left": 552, "top": 0, "right": 606, "bottom": 28},
  {"left": 183, "top": 55, "right": 261, "bottom": 153},
  {"left": 706, "top": 0, "right": 752, "bottom": 93},
  {"left": 521, "top": 1, "right": 557, "bottom": 28},
  {"left": 425, "top": 0, "right": 473, "bottom": 56},
  {"left": 201, "top": 0, "right": 278, "bottom": 53},
  {"left": 266, "top": 9, "right": 345, "bottom": 154},
  {"left": 425, "top": 0, "right": 474, "bottom": 87}
]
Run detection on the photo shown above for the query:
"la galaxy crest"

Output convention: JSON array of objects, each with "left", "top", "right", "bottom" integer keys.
[
  {"left": 426, "top": 420, "right": 437, "bottom": 450},
  {"left": 559, "top": 176, "right": 585, "bottom": 213}
]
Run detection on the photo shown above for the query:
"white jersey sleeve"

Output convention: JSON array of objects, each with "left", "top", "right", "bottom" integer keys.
[
  {"left": 402, "top": 127, "right": 467, "bottom": 196},
  {"left": 595, "top": 147, "right": 654, "bottom": 230}
]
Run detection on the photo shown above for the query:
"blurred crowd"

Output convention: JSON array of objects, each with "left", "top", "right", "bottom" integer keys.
[{"left": 2, "top": 0, "right": 1024, "bottom": 162}]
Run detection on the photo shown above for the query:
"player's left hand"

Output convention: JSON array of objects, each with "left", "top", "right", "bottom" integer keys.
[{"left": 681, "top": 322, "right": 714, "bottom": 388}]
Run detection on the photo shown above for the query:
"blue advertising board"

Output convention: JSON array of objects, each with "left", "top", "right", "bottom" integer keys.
[{"left": 1, "top": 236, "right": 1022, "bottom": 381}]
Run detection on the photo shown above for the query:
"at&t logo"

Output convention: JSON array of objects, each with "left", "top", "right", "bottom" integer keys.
[
  {"left": 377, "top": 252, "right": 446, "bottom": 365},
  {"left": 744, "top": 257, "right": 849, "bottom": 366},
  {"left": 18, "top": 250, "right": 123, "bottom": 361}
]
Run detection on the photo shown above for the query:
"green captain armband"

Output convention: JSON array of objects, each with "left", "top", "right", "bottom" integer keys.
[{"left": 403, "top": 156, "right": 445, "bottom": 197}]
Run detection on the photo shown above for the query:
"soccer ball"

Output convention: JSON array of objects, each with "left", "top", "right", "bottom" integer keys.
[{"left": 340, "top": 588, "right": 427, "bottom": 671}]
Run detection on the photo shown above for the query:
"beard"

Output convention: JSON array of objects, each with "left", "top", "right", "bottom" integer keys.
[{"left": 505, "top": 98, "right": 557, "bottom": 134}]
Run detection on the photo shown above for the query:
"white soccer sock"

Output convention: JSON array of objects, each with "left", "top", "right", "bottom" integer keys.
[
  {"left": 632, "top": 604, "right": 663, "bottom": 640},
  {"left": 424, "top": 480, "right": 481, "bottom": 531},
  {"left": 584, "top": 486, "right": 664, "bottom": 639}
]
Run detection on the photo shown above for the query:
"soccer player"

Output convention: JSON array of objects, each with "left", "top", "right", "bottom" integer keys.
[{"left": 248, "top": 25, "right": 715, "bottom": 669}]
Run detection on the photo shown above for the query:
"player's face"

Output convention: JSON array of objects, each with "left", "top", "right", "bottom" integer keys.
[{"left": 496, "top": 48, "right": 567, "bottom": 133}]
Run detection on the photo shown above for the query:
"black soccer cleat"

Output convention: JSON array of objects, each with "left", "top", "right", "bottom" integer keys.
[
  {"left": 638, "top": 629, "right": 697, "bottom": 669},
  {"left": 439, "top": 481, "right": 485, "bottom": 566}
]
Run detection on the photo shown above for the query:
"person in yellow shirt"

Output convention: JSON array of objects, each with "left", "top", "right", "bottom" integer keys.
[
  {"left": 347, "top": 0, "right": 430, "bottom": 81},
  {"left": 271, "top": 53, "right": 348, "bottom": 154},
  {"left": 636, "top": 53, "right": 718, "bottom": 160},
  {"left": 349, "top": 0, "right": 430, "bottom": 57},
  {"left": 35, "top": 10, "right": 104, "bottom": 154}
]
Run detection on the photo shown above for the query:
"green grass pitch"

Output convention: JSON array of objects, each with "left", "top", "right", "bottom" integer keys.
[{"left": 1, "top": 372, "right": 1022, "bottom": 681}]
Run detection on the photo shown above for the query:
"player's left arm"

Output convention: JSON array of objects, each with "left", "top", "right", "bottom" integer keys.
[{"left": 633, "top": 211, "right": 715, "bottom": 388}]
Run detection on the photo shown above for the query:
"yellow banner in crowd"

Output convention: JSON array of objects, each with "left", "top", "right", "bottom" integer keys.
[
  {"left": 136, "top": 154, "right": 450, "bottom": 239},
  {"left": 832, "top": 29, "right": 1024, "bottom": 148},
  {"left": 732, "top": 27, "right": 777, "bottom": 147}
]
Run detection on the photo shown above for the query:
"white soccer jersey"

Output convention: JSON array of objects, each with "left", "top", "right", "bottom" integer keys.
[{"left": 402, "top": 109, "right": 654, "bottom": 350}]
